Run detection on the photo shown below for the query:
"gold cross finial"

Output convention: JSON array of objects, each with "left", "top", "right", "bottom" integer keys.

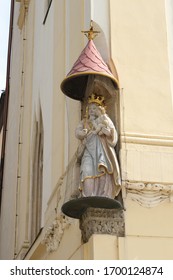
[{"left": 82, "top": 20, "right": 100, "bottom": 40}]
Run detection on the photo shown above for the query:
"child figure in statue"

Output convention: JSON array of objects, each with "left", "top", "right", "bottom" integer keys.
[{"left": 75, "top": 93, "right": 121, "bottom": 199}]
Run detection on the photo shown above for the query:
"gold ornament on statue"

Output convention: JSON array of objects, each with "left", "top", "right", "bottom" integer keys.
[{"left": 88, "top": 93, "right": 105, "bottom": 108}]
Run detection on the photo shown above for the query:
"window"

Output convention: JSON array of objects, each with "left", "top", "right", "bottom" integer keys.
[{"left": 30, "top": 111, "right": 44, "bottom": 243}]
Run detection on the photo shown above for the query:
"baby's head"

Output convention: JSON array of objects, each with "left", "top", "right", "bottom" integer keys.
[{"left": 98, "top": 106, "right": 106, "bottom": 115}]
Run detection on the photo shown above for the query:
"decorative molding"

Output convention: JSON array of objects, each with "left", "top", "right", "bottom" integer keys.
[
  {"left": 42, "top": 214, "right": 73, "bottom": 253},
  {"left": 121, "top": 133, "right": 173, "bottom": 147},
  {"left": 80, "top": 207, "right": 125, "bottom": 243},
  {"left": 123, "top": 181, "right": 173, "bottom": 207},
  {"left": 43, "top": 154, "right": 80, "bottom": 254}
]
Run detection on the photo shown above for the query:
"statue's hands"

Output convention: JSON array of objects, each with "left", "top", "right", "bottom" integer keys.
[
  {"left": 98, "top": 130, "right": 104, "bottom": 135},
  {"left": 80, "top": 129, "right": 88, "bottom": 138},
  {"left": 83, "top": 128, "right": 88, "bottom": 134},
  {"left": 92, "top": 124, "right": 104, "bottom": 135},
  {"left": 101, "top": 127, "right": 111, "bottom": 136}
]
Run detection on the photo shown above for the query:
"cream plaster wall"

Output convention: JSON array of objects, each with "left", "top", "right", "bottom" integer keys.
[
  {"left": 124, "top": 198, "right": 173, "bottom": 237},
  {"left": 119, "top": 236, "right": 173, "bottom": 260},
  {"left": 84, "top": 235, "right": 119, "bottom": 260},
  {"left": 120, "top": 142, "right": 173, "bottom": 183},
  {"left": 165, "top": 0, "right": 173, "bottom": 106},
  {"left": 110, "top": 0, "right": 173, "bottom": 136}
]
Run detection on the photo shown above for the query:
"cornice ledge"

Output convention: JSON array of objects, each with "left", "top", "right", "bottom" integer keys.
[
  {"left": 121, "top": 133, "right": 173, "bottom": 147},
  {"left": 122, "top": 181, "right": 173, "bottom": 207}
]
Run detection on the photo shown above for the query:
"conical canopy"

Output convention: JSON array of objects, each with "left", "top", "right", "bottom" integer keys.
[{"left": 60, "top": 39, "right": 119, "bottom": 100}]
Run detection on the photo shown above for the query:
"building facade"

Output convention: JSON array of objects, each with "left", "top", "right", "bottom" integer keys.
[{"left": 0, "top": 0, "right": 173, "bottom": 260}]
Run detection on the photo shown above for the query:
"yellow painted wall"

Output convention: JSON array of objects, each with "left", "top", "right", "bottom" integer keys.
[{"left": 110, "top": 0, "right": 173, "bottom": 136}]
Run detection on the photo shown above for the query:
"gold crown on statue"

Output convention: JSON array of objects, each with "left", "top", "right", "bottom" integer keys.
[{"left": 88, "top": 93, "right": 105, "bottom": 107}]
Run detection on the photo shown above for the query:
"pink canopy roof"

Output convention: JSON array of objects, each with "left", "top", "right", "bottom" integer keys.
[
  {"left": 67, "top": 40, "right": 115, "bottom": 77},
  {"left": 61, "top": 39, "right": 119, "bottom": 100}
]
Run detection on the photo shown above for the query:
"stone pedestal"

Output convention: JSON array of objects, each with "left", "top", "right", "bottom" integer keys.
[{"left": 79, "top": 207, "right": 125, "bottom": 243}]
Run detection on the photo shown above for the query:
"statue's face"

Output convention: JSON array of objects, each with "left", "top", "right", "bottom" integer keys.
[{"left": 88, "top": 103, "right": 100, "bottom": 118}]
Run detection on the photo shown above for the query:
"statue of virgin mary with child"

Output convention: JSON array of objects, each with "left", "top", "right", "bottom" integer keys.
[{"left": 75, "top": 93, "right": 121, "bottom": 199}]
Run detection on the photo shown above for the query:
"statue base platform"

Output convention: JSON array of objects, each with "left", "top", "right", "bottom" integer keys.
[
  {"left": 80, "top": 207, "right": 125, "bottom": 243},
  {"left": 61, "top": 196, "right": 123, "bottom": 219}
]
